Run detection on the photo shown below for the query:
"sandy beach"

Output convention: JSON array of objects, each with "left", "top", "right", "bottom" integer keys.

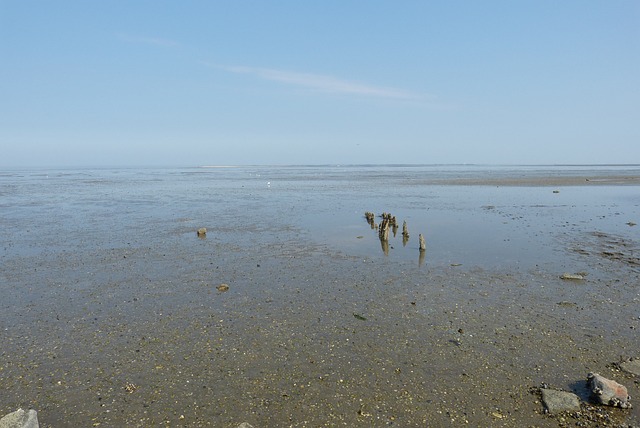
[{"left": 1, "top": 166, "right": 638, "bottom": 427}]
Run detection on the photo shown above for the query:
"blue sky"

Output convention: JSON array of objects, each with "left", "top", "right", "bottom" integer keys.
[{"left": 1, "top": 1, "right": 638, "bottom": 167}]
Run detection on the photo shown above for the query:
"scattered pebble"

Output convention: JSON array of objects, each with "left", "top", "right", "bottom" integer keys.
[
  {"left": 0, "top": 408, "right": 39, "bottom": 428},
  {"left": 560, "top": 273, "right": 586, "bottom": 281},
  {"left": 216, "top": 284, "right": 230, "bottom": 292},
  {"left": 124, "top": 382, "right": 138, "bottom": 393},
  {"left": 541, "top": 388, "right": 581, "bottom": 414},
  {"left": 619, "top": 358, "right": 640, "bottom": 376}
]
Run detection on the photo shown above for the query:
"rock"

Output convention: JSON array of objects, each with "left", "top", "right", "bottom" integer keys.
[
  {"left": 197, "top": 228, "right": 207, "bottom": 237},
  {"left": 560, "top": 273, "right": 585, "bottom": 280},
  {"left": 0, "top": 409, "right": 39, "bottom": 428},
  {"left": 587, "top": 372, "right": 632, "bottom": 408},
  {"left": 237, "top": 423, "right": 254, "bottom": 428},
  {"left": 619, "top": 358, "right": 640, "bottom": 376},
  {"left": 540, "top": 389, "right": 581, "bottom": 414},
  {"left": 216, "top": 283, "right": 230, "bottom": 292},
  {"left": 418, "top": 234, "right": 426, "bottom": 251}
]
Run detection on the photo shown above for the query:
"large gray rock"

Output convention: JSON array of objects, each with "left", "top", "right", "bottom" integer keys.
[
  {"left": 587, "top": 372, "right": 632, "bottom": 408},
  {"left": 541, "top": 389, "right": 581, "bottom": 414},
  {"left": 0, "top": 409, "right": 39, "bottom": 428},
  {"left": 620, "top": 359, "right": 640, "bottom": 376}
]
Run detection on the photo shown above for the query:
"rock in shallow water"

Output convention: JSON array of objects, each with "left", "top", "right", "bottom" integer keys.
[
  {"left": 0, "top": 409, "right": 39, "bottom": 428},
  {"left": 587, "top": 372, "right": 632, "bottom": 408},
  {"left": 541, "top": 389, "right": 581, "bottom": 414}
]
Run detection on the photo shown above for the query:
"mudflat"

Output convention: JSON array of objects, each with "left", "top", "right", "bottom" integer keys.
[{"left": 1, "top": 166, "right": 638, "bottom": 427}]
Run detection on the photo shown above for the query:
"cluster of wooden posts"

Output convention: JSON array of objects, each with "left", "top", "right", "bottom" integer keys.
[{"left": 364, "top": 211, "right": 426, "bottom": 252}]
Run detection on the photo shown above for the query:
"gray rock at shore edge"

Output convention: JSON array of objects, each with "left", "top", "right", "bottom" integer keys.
[
  {"left": 620, "top": 359, "right": 640, "bottom": 376},
  {"left": 541, "top": 389, "right": 581, "bottom": 414},
  {"left": 237, "top": 423, "right": 254, "bottom": 428},
  {"left": 0, "top": 409, "right": 39, "bottom": 428},
  {"left": 587, "top": 372, "right": 632, "bottom": 408}
]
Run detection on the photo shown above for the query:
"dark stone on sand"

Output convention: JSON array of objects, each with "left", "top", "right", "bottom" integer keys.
[
  {"left": 0, "top": 409, "right": 39, "bottom": 428},
  {"left": 587, "top": 372, "right": 632, "bottom": 408},
  {"left": 540, "top": 389, "right": 581, "bottom": 414},
  {"left": 619, "top": 358, "right": 640, "bottom": 376}
]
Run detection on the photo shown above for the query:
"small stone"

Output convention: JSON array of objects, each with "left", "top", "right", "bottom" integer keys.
[
  {"left": 587, "top": 372, "right": 632, "bottom": 408},
  {"left": 216, "top": 284, "right": 230, "bottom": 292},
  {"left": 197, "top": 228, "right": 207, "bottom": 237},
  {"left": 540, "top": 389, "right": 581, "bottom": 414},
  {"left": 560, "top": 273, "right": 585, "bottom": 281},
  {"left": 124, "top": 382, "right": 138, "bottom": 393},
  {"left": 0, "top": 409, "right": 39, "bottom": 428},
  {"left": 237, "top": 424, "right": 254, "bottom": 428},
  {"left": 619, "top": 359, "right": 640, "bottom": 376}
]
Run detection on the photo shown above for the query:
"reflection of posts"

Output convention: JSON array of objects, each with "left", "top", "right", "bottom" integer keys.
[
  {"left": 380, "top": 237, "right": 390, "bottom": 256},
  {"left": 418, "top": 248, "right": 426, "bottom": 266}
]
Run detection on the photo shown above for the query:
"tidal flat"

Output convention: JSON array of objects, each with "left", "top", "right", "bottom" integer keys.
[{"left": 1, "top": 165, "right": 639, "bottom": 427}]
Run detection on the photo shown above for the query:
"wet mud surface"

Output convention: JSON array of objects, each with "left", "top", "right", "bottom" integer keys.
[{"left": 1, "top": 166, "right": 639, "bottom": 427}]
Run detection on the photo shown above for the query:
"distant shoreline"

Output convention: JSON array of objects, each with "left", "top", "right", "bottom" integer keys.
[{"left": 423, "top": 175, "right": 640, "bottom": 186}]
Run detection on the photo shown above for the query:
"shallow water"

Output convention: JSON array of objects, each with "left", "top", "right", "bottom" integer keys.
[
  {"left": 1, "top": 165, "right": 639, "bottom": 427},
  {"left": 3, "top": 165, "right": 638, "bottom": 264}
]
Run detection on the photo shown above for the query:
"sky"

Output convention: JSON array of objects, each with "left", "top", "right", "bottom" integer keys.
[{"left": 1, "top": 1, "right": 639, "bottom": 167}]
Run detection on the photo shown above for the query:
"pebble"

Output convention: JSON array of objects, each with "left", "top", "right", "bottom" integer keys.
[
  {"left": 540, "top": 389, "right": 581, "bottom": 414},
  {"left": 560, "top": 273, "right": 585, "bottom": 280},
  {"left": 619, "top": 358, "right": 640, "bottom": 376},
  {"left": 0, "top": 409, "right": 39, "bottom": 428}
]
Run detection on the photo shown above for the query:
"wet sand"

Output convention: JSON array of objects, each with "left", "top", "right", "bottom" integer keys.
[{"left": 1, "top": 168, "right": 639, "bottom": 427}]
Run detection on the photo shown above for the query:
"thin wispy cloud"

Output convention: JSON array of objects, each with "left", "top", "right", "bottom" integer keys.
[
  {"left": 116, "top": 33, "right": 179, "bottom": 48},
  {"left": 209, "top": 63, "right": 422, "bottom": 100}
]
